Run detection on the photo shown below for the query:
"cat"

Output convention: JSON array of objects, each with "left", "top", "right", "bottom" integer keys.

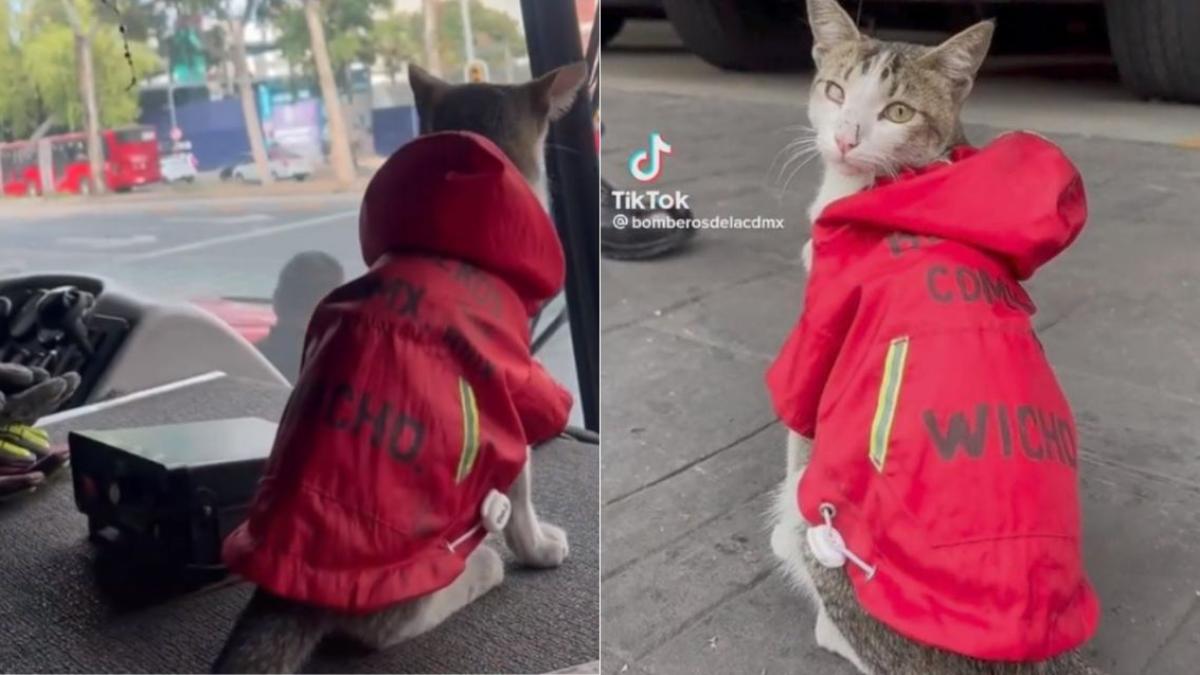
[
  {"left": 212, "top": 62, "right": 587, "bottom": 674},
  {"left": 769, "top": 2, "right": 1105, "bottom": 674},
  {"left": 797, "top": 0, "right": 989, "bottom": 273}
]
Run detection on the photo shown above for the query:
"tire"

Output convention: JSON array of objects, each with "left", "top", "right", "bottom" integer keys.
[
  {"left": 662, "top": 0, "right": 810, "bottom": 72},
  {"left": 601, "top": 11, "right": 625, "bottom": 46},
  {"left": 184, "top": 176, "right": 195, "bottom": 183},
  {"left": 294, "top": 174, "right": 308, "bottom": 182},
  {"left": 1105, "top": 0, "right": 1200, "bottom": 103}
]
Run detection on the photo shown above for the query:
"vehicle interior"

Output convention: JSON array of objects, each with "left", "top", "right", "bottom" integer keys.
[{"left": 0, "top": 2, "right": 599, "bottom": 673}]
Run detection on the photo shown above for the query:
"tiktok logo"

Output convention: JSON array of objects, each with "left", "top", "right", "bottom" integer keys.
[{"left": 627, "top": 131, "right": 673, "bottom": 183}]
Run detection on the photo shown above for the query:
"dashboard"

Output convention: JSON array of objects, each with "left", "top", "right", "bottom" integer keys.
[{"left": 0, "top": 274, "right": 287, "bottom": 408}]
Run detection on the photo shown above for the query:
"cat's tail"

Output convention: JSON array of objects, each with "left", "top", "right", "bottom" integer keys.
[
  {"left": 212, "top": 589, "right": 330, "bottom": 674},
  {"left": 1055, "top": 650, "right": 1109, "bottom": 675}
]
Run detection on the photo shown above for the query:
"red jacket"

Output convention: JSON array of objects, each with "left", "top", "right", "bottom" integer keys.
[
  {"left": 223, "top": 132, "right": 573, "bottom": 613},
  {"left": 767, "top": 132, "right": 1098, "bottom": 661}
]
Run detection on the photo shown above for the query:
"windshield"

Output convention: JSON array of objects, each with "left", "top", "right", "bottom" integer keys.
[
  {"left": 0, "top": 0, "right": 594, "bottom": 427},
  {"left": 114, "top": 127, "right": 157, "bottom": 144}
]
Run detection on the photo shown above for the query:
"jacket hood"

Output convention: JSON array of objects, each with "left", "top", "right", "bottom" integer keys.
[
  {"left": 818, "top": 132, "right": 1087, "bottom": 280},
  {"left": 360, "top": 131, "right": 565, "bottom": 308}
]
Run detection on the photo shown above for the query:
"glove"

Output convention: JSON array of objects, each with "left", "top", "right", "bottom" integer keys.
[
  {"left": 0, "top": 364, "right": 79, "bottom": 499},
  {"left": 0, "top": 364, "right": 80, "bottom": 426}
]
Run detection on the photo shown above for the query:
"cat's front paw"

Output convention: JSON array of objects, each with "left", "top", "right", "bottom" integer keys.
[
  {"left": 519, "top": 523, "right": 569, "bottom": 569},
  {"left": 801, "top": 238, "right": 814, "bottom": 272},
  {"left": 467, "top": 545, "right": 506, "bottom": 596}
]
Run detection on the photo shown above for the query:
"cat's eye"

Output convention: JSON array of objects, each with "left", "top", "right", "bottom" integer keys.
[
  {"left": 824, "top": 81, "right": 845, "bottom": 104},
  {"left": 883, "top": 102, "right": 915, "bottom": 123}
]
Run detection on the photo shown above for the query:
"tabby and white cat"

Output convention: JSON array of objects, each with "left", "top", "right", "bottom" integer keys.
[
  {"left": 771, "top": 2, "right": 1103, "bottom": 674},
  {"left": 212, "top": 63, "right": 586, "bottom": 674},
  {"left": 797, "top": 0, "right": 991, "bottom": 272}
]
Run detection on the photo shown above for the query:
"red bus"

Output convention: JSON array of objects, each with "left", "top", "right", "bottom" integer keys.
[
  {"left": 0, "top": 126, "right": 161, "bottom": 196},
  {"left": 104, "top": 125, "right": 162, "bottom": 191},
  {"left": 0, "top": 142, "right": 41, "bottom": 196}
]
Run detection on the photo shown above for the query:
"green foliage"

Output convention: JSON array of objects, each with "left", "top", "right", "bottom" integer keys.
[
  {"left": 427, "top": 0, "right": 527, "bottom": 77},
  {"left": 22, "top": 24, "right": 161, "bottom": 131},
  {"left": 371, "top": 12, "right": 421, "bottom": 81},
  {"left": 1, "top": 0, "right": 162, "bottom": 139},
  {"left": 0, "top": 4, "right": 40, "bottom": 139},
  {"left": 271, "top": 0, "right": 389, "bottom": 86},
  {"left": 271, "top": 0, "right": 528, "bottom": 84}
]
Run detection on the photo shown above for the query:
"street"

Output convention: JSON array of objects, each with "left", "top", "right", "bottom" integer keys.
[
  {"left": 601, "top": 19, "right": 1200, "bottom": 675},
  {"left": 0, "top": 190, "right": 364, "bottom": 301},
  {"left": 0, "top": 183, "right": 582, "bottom": 427}
]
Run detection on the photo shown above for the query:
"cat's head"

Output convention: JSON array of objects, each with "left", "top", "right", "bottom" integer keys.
[
  {"left": 805, "top": 0, "right": 994, "bottom": 177},
  {"left": 408, "top": 63, "right": 587, "bottom": 209}
]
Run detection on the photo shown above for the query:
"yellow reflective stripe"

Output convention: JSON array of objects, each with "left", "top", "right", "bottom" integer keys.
[
  {"left": 0, "top": 423, "right": 49, "bottom": 446},
  {"left": 455, "top": 378, "right": 480, "bottom": 483},
  {"left": 870, "top": 336, "right": 909, "bottom": 472},
  {"left": 0, "top": 439, "right": 35, "bottom": 462}
]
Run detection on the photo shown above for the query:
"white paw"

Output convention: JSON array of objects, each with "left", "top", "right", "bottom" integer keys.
[
  {"left": 521, "top": 523, "right": 569, "bottom": 568},
  {"left": 801, "top": 238, "right": 814, "bottom": 272},
  {"left": 469, "top": 545, "right": 506, "bottom": 593}
]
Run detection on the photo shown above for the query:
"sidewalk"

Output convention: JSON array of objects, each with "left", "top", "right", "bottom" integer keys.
[{"left": 600, "top": 85, "right": 1200, "bottom": 675}]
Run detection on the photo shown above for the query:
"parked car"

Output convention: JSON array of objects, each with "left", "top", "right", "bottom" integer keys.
[
  {"left": 160, "top": 144, "right": 198, "bottom": 183},
  {"left": 221, "top": 148, "right": 313, "bottom": 183},
  {"left": 601, "top": 0, "right": 1200, "bottom": 104}
]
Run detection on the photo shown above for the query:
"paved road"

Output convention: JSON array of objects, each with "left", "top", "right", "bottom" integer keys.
[
  {"left": 601, "top": 21, "right": 1200, "bottom": 675},
  {"left": 0, "top": 192, "right": 365, "bottom": 301},
  {"left": 0, "top": 188, "right": 584, "bottom": 426}
]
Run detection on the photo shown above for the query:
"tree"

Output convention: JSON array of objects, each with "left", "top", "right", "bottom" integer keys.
[
  {"left": 268, "top": 0, "right": 385, "bottom": 187},
  {"left": 16, "top": 0, "right": 161, "bottom": 191},
  {"left": 421, "top": 0, "right": 441, "bottom": 75},
  {"left": 270, "top": 0, "right": 386, "bottom": 91},
  {"left": 303, "top": 0, "right": 355, "bottom": 186},
  {"left": 0, "top": 4, "right": 40, "bottom": 141},
  {"left": 372, "top": 12, "right": 421, "bottom": 84},
  {"left": 414, "top": 1, "right": 527, "bottom": 78},
  {"left": 172, "top": 0, "right": 273, "bottom": 184},
  {"left": 23, "top": 21, "right": 159, "bottom": 130}
]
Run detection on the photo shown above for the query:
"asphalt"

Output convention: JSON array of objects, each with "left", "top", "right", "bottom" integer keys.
[
  {"left": 599, "top": 47, "right": 1200, "bottom": 675},
  {"left": 0, "top": 191, "right": 365, "bottom": 301},
  {"left": 0, "top": 184, "right": 585, "bottom": 428}
]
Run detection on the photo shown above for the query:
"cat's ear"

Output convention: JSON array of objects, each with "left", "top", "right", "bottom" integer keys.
[
  {"left": 918, "top": 19, "right": 995, "bottom": 100},
  {"left": 408, "top": 63, "right": 448, "bottom": 126},
  {"left": 807, "top": 0, "right": 861, "bottom": 66},
  {"left": 529, "top": 62, "right": 587, "bottom": 122}
]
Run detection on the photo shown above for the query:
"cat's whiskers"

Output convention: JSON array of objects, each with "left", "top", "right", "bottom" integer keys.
[
  {"left": 768, "top": 135, "right": 820, "bottom": 178},
  {"left": 778, "top": 149, "right": 823, "bottom": 198},
  {"left": 767, "top": 133, "right": 821, "bottom": 197},
  {"left": 773, "top": 146, "right": 820, "bottom": 188}
]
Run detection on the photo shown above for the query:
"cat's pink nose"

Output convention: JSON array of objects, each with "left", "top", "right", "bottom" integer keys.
[{"left": 835, "top": 134, "right": 859, "bottom": 156}]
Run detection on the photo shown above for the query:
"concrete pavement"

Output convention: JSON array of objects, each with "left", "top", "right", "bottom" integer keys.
[{"left": 600, "top": 58, "right": 1200, "bottom": 675}]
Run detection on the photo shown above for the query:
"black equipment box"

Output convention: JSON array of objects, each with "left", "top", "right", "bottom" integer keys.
[{"left": 69, "top": 418, "right": 277, "bottom": 572}]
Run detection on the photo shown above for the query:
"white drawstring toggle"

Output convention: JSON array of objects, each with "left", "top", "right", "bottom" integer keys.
[
  {"left": 481, "top": 489, "right": 511, "bottom": 533},
  {"left": 447, "top": 490, "right": 511, "bottom": 552},
  {"left": 806, "top": 503, "right": 877, "bottom": 580}
]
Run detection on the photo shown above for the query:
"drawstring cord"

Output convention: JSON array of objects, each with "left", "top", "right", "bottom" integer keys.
[
  {"left": 446, "top": 489, "right": 511, "bottom": 553},
  {"left": 807, "top": 502, "right": 877, "bottom": 580}
]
